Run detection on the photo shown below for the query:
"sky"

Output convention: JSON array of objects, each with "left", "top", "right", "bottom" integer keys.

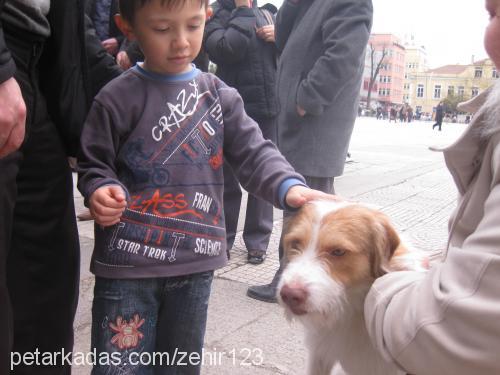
[{"left": 263, "top": 0, "right": 489, "bottom": 68}]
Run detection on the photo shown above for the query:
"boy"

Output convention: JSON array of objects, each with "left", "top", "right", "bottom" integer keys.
[{"left": 77, "top": 0, "right": 332, "bottom": 373}]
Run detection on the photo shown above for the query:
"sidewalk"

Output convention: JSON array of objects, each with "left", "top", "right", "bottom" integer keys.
[{"left": 72, "top": 117, "right": 464, "bottom": 374}]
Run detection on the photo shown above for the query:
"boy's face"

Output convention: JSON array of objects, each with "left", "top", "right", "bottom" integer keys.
[
  {"left": 485, "top": 0, "right": 500, "bottom": 69},
  {"left": 119, "top": 0, "right": 206, "bottom": 75}
]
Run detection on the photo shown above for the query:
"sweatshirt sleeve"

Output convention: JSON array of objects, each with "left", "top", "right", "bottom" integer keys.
[
  {"left": 365, "top": 165, "right": 500, "bottom": 374},
  {"left": 204, "top": 6, "right": 256, "bottom": 65},
  {"left": 77, "top": 99, "right": 129, "bottom": 205},
  {"left": 217, "top": 82, "right": 305, "bottom": 208},
  {"left": 297, "top": 0, "right": 372, "bottom": 116}
]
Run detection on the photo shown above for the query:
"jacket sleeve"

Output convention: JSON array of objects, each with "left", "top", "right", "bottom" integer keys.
[
  {"left": 85, "top": 14, "right": 122, "bottom": 98},
  {"left": 365, "top": 143, "right": 500, "bottom": 374},
  {"left": 218, "top": 81, "right": 305, "bottom": 208},
  {"left": 297, "top": 0, "right": 372, "bottom": 116},
  {"left": 77, "top": 99, "right": 128, "bottom": 205},
  {"left": 0, "top": 0, "right": 16, "bottom": 84},
  {"left": 204, "top": 6, "right": 256, "bottom": 65}
]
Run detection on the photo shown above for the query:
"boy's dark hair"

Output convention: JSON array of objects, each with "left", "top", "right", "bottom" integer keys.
[{"left": 119, "top": 0, "right": 208, "bottom": 23}]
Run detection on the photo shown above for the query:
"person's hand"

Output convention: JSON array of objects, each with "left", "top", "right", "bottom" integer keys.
[
  {"left": 116, "top": 51, "right": 132, "bottom": 70},
  {"left": 256, "top": 25, "right": 275, "bottom": 43},
  {"left": 89, "top": 185, "right": 127, "bottom": 226},
  {"left": 235, "top": 0, "right": 251, "bottom": 7},
  {"left": 102, "top": 37, "right": 119, "bottom": 56},
  {"left": 285, "top": 185, "right": 340, "bottom": 209},
  {"left": 297, "top": 105, "right": 306, "bottom": 117},
  {"left": 0, "top": 77, "right": 26, "bottom": 158}
]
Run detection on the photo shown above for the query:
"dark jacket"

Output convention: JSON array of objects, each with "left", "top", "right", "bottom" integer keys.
[
  {"left": 275, "top": 0, "right": 372, "bottom": 177},
  {"left": 0, "top": 0, "right": 121, "bottom": 155},
  {"left": 204, "top": 0, "right": 278, "bottom": 120},
  {"left": 85, "top": 0, "right": 122, "bottom": 43}
]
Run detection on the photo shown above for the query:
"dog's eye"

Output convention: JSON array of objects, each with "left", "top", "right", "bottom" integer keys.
[{"left": 329, "top": 249, "right": 346, "bottom": 257}]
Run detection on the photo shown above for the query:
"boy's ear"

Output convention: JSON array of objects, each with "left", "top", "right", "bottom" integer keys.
[{"left": 114, "top": 14, "right": 136, "bottom": 41}]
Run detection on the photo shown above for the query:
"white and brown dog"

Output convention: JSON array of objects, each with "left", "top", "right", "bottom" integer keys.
[{"left": 278, "top": 200, "right": 426, "bottom": 375}]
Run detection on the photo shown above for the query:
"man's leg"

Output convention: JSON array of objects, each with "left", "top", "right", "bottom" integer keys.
[
  {"left": 242, "top": 116, "right": 276, "bottom": 263},
  {"left": 246, "top": 176, "right": 334, "bottom": 303},
  {"left": 0, "top": 151, "right": 21, "bottom": 374},
  {"left": 222, "top": 161, "right": 242, "bottom": 255},
  {"left": 242, "top": 193, "right": 273, "bottom": 263},
  {"left": 7, "top": 96, "right": 80, "bottom": 374}
]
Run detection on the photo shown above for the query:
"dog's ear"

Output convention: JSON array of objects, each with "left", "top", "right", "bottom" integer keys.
[{"left": 370, "top": 212, "right": 401, "bottom": 278}]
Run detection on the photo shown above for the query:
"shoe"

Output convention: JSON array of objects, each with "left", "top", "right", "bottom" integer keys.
[
  {"left": 246, "top": 267, "right": 282, "bottom": 303},
  {"left": 77, "top": 208, "right": 93, "bottom": 221},
  {"left": 247, "top": 249, "right": 266, "bottom": 265},
  {"left": 246, "top": 283, "right": 277, "bottom": 303}
]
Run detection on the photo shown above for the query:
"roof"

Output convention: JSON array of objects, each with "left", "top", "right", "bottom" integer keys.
[{"left": 425, "top": 65, "right": 468, "bottom": 75}]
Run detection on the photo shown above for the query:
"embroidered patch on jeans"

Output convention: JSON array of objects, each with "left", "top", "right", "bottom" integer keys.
[{"left": 109, "top": 314, "right": 145, "bottom": 350}]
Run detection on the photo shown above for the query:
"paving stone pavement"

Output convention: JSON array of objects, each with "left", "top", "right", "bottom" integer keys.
[{"left": 71, "top": 117, "right": 466, "bottom": 374}]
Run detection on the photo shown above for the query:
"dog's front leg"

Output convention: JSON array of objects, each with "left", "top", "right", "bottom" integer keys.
[{"left": 306, "top": 353, "right": 336, "bottom": 375}]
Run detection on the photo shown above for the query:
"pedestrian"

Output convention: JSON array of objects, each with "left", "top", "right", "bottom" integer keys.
[
  {"left": 389, "top": 106, "right": 397, "bottom": 122},
  {"left": 365, "top": 1, "right": 500, "bottom": 373},
  {"left": 0, "top": 0, "right": 120, "bottom": 373},
  {"left": 247, "top": 0, "right": 373, "bottom": 303},
  {"left": 77, "top": 0, "right": 334, "bottom": 373},
  {"left": 204, "top": 0, "right": 279, "bottom": 264},
  {"left": 432, "top": 101, "right": 444, "bottom": 130}
]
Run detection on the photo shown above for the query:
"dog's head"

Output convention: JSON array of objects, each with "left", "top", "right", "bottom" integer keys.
[{"left": 278, "top": 200, "right": 403, "bottom": 323}]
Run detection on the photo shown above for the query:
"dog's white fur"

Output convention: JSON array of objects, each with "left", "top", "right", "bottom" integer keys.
[{"left": 277, "top": 200, "right": 426, "bottom": 375}]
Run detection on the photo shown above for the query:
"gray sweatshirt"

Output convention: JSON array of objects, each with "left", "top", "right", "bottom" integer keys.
[{"left": 78, "top": 65, "right": 305, "bottom": 279}]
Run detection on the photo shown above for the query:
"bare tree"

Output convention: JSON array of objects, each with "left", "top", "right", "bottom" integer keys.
[{"left": 366, "top": 43, "right": 388, "bottom": 110}]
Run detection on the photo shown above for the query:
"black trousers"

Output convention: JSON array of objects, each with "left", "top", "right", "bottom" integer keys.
[
  {"left": 223, "top": 116, "right": 277, "bottom": 253},
  {"left": 0, "top": 34, "right": 80, "bottom": 375}
]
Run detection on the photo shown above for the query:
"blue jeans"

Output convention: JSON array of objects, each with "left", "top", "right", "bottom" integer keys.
[{"left": 91, "top": 271, "right": 214, "bottom": 375}]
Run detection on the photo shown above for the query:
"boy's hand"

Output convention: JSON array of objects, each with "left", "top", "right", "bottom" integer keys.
[
  {"left": 285, "top": 185, "right": 340, "bottom": 208},
  {"left": 89, "top": 185, "right": 127, "bottom": 226}
]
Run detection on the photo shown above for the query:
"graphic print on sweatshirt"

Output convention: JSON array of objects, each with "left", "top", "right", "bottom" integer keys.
[{"left": 96, "top": 77, "right": 227, "bottom": 273}]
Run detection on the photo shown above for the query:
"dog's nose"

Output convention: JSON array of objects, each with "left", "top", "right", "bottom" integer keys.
[{"left": 280, "top": 284, "right": 308, "bottom": 315}]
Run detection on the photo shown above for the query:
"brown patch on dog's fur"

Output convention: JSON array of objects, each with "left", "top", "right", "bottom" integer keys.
[
  {"left": 285, "top": 204, "right": 403, "bottom": 287},
  {"left": 283, "top": 204, "right": 316, "bottom": 260}
]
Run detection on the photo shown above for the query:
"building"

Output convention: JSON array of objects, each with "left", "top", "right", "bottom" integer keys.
[
  {"left": 359, "top": 43, "right": 379, "bottom": 109},
  {"left": 367, "top": 34, "right": 406, "bottom": 107},
  {"left": 403, "top": 34, "right": 428, "bottom": 105},
  {"left": 407, "top": 58, "right": 498, "bottom": 115}
]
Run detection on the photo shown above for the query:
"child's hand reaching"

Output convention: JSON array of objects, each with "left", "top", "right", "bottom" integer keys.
[
  {"left": 285, "top": 185, "right": 340, "bottom": 208},
  {"left": 89, "top": 185, "right": 127, "bottom": 226}
]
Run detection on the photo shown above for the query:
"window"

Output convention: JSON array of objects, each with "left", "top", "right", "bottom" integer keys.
[
  {"left": 458, "top": 86, "right": 465, "bottom": 97},
  {"left": 475, "top": 67, "right": 483, "bottom": 78},
  {"left": 417, "top": 84, "right": 424, "bottom": 98},
  {"left": 472, "top": 87, "right": 479, "bottom": 97},
  {"left": 447, "top": 86, "right": 454, "bottom": 96},
  {"left": 434, "top": 85, "right": 441, "bottom": 99},
  {"left": 493, "top": 69, "right": 499, "bottom": 78}
]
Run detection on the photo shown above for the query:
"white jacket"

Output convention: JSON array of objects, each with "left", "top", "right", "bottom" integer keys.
[{"left": 365, "top": 81, "right": 500, "bottom": 375}]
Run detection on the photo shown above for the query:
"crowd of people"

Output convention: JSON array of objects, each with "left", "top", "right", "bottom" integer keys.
[{"left": 1, "top": 0, "right": 500, "bottom": 374}]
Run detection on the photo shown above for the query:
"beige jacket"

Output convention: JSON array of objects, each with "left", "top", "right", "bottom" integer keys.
[{"left": 365, "top": 81, "right": 500, "bottom": 375}]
